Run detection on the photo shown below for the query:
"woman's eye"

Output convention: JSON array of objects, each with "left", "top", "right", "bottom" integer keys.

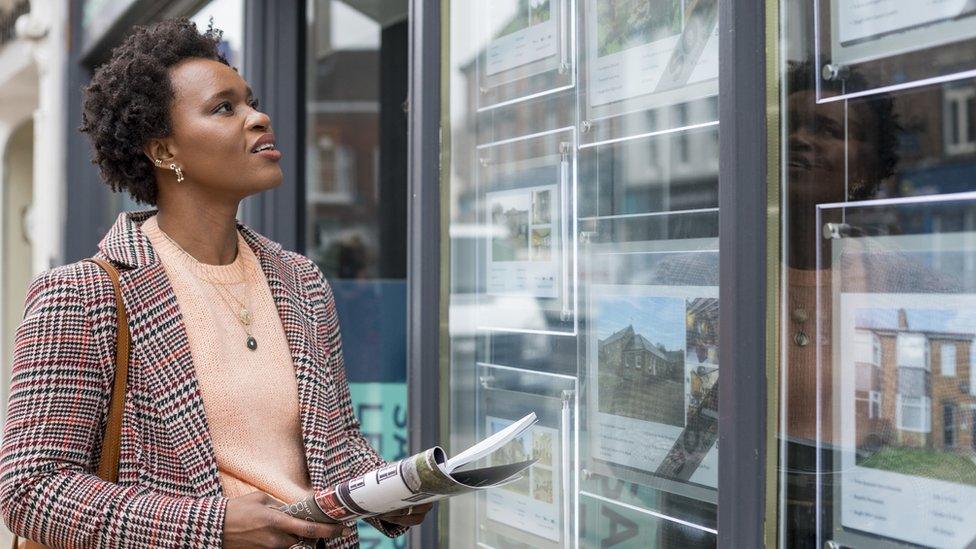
[{"left": 214, "top": 99, "right": 260, "bottom": 114}]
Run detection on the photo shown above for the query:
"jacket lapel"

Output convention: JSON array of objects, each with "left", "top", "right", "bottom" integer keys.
[
  {"left": 120, "top": 261, "right": 223, "bottom": 496},
  {"left": 241, "top": 227, "right": 330, "bottom": 490},
  {"left": 98, "top": 208, "right": 327, "bottom": 494}
]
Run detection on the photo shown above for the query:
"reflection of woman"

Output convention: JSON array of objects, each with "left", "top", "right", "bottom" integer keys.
[
  {"left": 781, "top": 61, "right": 903, "bottom": 548},
  {"left": 0, "top": 19, "right": 428, "bottom": 548},
  {"left": 783, "top": 59, "right": 900, "bottom": 438}
]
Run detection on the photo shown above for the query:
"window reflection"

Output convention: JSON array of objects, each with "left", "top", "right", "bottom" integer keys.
[
  {"left": 304, "top": 3, "right": 408, "bottom": 548},
  {"left": 780, "top": 1, "right": 976, "bottom": 546}
]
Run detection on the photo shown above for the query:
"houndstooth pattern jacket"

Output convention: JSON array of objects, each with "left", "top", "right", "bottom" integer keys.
[{"left": 0, "top": 208, "right": 407, "bottom": 548}]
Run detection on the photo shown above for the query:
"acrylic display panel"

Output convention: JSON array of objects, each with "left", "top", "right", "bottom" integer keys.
[
  {"left": 816, "top": 0, "right": 976, "bottom": 100},
  {"left": 476, "top": 129, "right": 577, "bottom": 334},
  {"left": 579, "top": 489, "right": 716, "bottom": 547},
  {"left": 446, "top": 1, "right": 723, "bottom": 546},
  {"left": 476, "top": 368, "right": 577, "bottom": 548},
  {"left": 810, "top": 197, "right": 976, "bottom": 548},
  {"left": 477, "top": 0, "right": 575, "bottom": 108},
  {"left": 577, "top": 0, "right": 719, "bottom": 146},
  {"left": 578, "top": 235, "right": 719, "bottom": 504}
]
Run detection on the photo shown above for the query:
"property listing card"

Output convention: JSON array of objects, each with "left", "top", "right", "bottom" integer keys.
[
  {"left": 586, "top": 284, "right": 718, "bottom": 489},
  {"left": 484, "top": 416, "right": 562, "bottom": 541},
  {"left": 837, "top": 292, "right": 976, "bottom": 548},
  {"left": 584, "top": 0, "right": 718, "bottom": 112},
  {"left": 486, "top": 184, "right": 561, "bottom": 299},
  {"left": 486, "top": 0, "right": 559, "bottom": 76}
]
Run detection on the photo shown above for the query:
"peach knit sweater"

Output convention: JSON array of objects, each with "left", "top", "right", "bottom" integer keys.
[{"left": 140, "top": 215, "right": 313, "bottom": 504}]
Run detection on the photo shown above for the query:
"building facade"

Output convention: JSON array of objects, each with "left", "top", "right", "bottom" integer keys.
[{"left": 0, "top": 0, "right": 974, "bottom": 547}]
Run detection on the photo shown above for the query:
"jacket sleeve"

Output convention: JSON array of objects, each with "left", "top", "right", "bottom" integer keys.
[
  {"left": 0, "top": 270, "right": 227, "bottom": 548},
  {"left": 308, "top": 261, "right": 409, "bottom": 539}
]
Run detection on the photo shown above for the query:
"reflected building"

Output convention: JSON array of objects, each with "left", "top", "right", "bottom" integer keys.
[{"left": 855, "top": 309, "right": 976, "bottom": 454}]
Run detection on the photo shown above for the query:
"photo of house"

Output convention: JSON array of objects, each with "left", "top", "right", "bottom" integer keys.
[
  {"left": 596, "top": 295, "right": 685, "bottom": 426},
  {"left": 853, "top": 308, "right": 976, "bottom": 486}
]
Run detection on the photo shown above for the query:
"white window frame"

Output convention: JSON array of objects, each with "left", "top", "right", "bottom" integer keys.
[
  {"left": 944, "top": 403, "right": 956, "bottom": 448},
  {"left": 944, "top": 85, "right": 976, "bottom": 156},
  {"left": 897, "top": 333, "right": 930, "bottom": 370},
  {"left": 873, "top": 333, "right": 881, "bottom": 365},
  {"left": 970, "top": 342, "right": 976, "bottom": 396},
  {"left": 942, "top": 342, "right": 957, "bottom": 377},
  {"left": 896, "top": 394, "right": 932, "bottom": 433},
  {"left": 869, "top": 390, "right": 882, "bottom": 419}
]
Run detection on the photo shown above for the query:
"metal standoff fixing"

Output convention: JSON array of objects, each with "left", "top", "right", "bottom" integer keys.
[
  {"left": 822, "top": 222, "right": 852, "bottom": 240},
  {"left": 821, "top": 63, "right": 849, "bottom": 81}
]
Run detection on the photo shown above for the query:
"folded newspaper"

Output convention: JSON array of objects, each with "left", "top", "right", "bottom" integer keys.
[{"left": 278, "top": 412, "right": 538, "bottom": 523}]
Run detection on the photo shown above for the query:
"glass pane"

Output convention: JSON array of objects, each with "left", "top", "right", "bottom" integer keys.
[
  {"left": 304, "top": 2, "right": 409, "bottom": 546},
  {"left": 815, "top": 0, "right": 976, "bottom": 98},
  {"left": 779, "top": 2, "right": 976, "bottom": 541},
  {"left": 445, "top": 1, "right": 721, "bottom": 546}
]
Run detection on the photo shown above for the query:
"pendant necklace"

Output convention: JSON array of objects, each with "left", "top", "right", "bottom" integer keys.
[{"left": 158, "top": 227, "right": 259, "bottom": 351}]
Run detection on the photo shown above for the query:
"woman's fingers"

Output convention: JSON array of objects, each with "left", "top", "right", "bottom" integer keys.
[
  {"left": 268, "top": 509, "right": 350, "bottom": 540},
  {"left": 379, "top": 502, "right": 434, "bottom": 526},
  {"left": 382, "top": 514, "right": 426, "bottom": 526}
]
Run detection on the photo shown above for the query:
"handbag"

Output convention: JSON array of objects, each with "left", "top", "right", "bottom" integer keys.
[{"left": 11, "top": 258, "right": 130, "bottom": 549}]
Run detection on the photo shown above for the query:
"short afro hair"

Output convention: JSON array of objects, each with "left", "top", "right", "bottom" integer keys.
[
  {"left": 78, "top": 17, "right": 231, "bottom": 206},
  {"left": 786, "top": 60, "right": 901, "bottom": 199}
]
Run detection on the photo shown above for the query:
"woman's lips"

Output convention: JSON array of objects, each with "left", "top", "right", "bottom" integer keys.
[{"left": 254, "top": 148, "right": 282, "bottom": 161}]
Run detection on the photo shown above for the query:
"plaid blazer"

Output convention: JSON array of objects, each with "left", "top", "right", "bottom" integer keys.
[{"left": 0, "top": 208, "right": 407, "bottom": 548}]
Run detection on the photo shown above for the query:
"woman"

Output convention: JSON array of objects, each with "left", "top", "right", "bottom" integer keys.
[{"left": 0, "top": 17, "right": 429, "bottom": 548}]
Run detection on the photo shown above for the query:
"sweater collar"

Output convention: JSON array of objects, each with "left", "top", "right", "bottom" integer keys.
[{"left": 97, "top": 207, "right": 283, "bottom": 269}]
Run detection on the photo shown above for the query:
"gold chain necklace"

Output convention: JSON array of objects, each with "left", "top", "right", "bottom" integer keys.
[{"left": 157, "top": 226, "right": 259, "bottom": 351}]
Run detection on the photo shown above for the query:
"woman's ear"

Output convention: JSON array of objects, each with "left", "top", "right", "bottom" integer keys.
[{"left": 144, "top": 140, "right": 175, "bottom": 167}]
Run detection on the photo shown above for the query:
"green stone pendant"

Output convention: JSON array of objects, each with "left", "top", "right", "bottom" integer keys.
[{"left": 246, "top": 336, "right": 258, "bottom": 351}]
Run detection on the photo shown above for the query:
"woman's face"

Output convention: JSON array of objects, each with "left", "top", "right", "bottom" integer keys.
[
  {"left": 786, "top": 89, "right": 878, "bottom": 205},
  {"left": 149, "top": 57, "right": 283, "bottom": 201}
]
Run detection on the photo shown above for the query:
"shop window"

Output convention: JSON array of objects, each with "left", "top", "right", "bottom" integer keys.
[
  {"left": 896, "top": 395, "right": 932, "bottom": 433},
  {"left": 944, "top": 85, "right": 976, "bottom": 156},
  {"left": 304, "top": 3, "right": 409, "bottom": 546},
  {"left": 941, "top": 342, "right": 957, "bottom": 377}
]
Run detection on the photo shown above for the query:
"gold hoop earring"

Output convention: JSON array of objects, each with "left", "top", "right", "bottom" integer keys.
[{"left": 170, "top": 163, "right": 184, "bottom": 183}]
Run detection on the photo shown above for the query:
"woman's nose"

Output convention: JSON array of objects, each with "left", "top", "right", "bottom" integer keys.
[
  {"left": 247, "top": 109, "right": 272, "bottom": 131},
  {"left": 788, "top": 126, "right": 815, "bottom": 152}
]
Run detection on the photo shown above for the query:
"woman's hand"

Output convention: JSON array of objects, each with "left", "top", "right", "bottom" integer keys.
[
  {"left": 223, "top": 491, "right": 352, "bottom": 548},
  {"left": 375, "top": 502, "right": 434, "bottom": 527}
]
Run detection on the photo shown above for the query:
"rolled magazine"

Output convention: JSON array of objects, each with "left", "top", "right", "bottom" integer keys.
[{"left": 279, "top": 412, "right": 538, "bottom": 523}]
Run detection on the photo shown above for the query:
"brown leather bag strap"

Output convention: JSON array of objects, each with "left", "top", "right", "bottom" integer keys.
[
  {"left": 84, "top": 257, "right": 130, "bottom": 484},
  {"left": 12, "top": 258, "right": 129, "bottom": 549}
]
